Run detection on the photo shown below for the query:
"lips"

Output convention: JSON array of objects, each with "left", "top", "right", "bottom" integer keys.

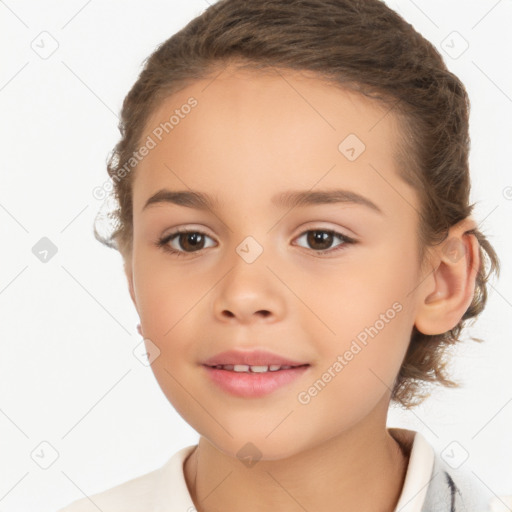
[
  {"left": 202, "top": 349, "right": 309, "bottom": 368},
  {"left": 201, "top": 349, "right": 311, "bottom": 398},
  {"left": 209, "top": 364, "right": 296, "bottom": 372},
  {"left": 203, "top": 364, "right": 310, "bottom": 398}
]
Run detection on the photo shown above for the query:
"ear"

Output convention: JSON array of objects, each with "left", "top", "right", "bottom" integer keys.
[{"left": 414, "top": 217, "right": 481, "bottom": 336}]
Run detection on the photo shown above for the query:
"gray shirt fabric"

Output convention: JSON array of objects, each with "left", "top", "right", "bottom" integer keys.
[{"left": 421, "top": 452, "right": 493, "bottom": 512}]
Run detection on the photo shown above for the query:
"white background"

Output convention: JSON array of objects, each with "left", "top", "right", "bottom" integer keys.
[{"left": 0, "top": 1, "right": 511, "bottom": 511}]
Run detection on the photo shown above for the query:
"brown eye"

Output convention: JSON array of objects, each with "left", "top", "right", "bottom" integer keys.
[
  {"left": 175, "top": 232, "right": 206, "bottom": 252},
  {"left": 307, "top": 230, "right": 334, "bottom": 251},
  {"left": 157, "top": 229, "right": 216, "bottom": 255},
  {"left": 295, "top": 229, "right": 355, "bottom": 255}
]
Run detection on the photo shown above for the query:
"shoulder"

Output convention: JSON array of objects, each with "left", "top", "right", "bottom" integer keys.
[
  {"left": 389, "top": 428, "right": 498, "bottom": 512},
  {"left": 422, "top": 450, "right": 494, "bottom": 512},
  {"left": 56, "top": 467, "right": 161, "bottom": 512},
  {"left": 56, "top": 445, "right": 197, "bottom": 512}
]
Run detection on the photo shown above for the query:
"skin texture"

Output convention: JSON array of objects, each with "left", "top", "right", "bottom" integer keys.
[{"left": 123, "top": 66, "right": 480, "bottom": 512}]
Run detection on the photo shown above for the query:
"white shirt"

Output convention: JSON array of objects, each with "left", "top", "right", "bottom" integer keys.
[{"left": 56, "top": 428, "right": 492, "bottom": 512}]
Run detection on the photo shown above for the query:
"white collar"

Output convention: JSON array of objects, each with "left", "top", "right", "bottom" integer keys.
[
  {"left": 391, "top": 428, "right": 435, "bottom": 512},
  {"left": 155, "top": 428, "right": 434, "bottom": 512}
]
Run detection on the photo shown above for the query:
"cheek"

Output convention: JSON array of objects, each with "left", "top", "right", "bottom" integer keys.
[
  {"left": 307, "top": 258, "right": 418, "bottom": 396},
  {"left": 133, "top": 256, "right": 218, "bottom": 376},
  {"left": 296, "top": 317, "right": 411, "bottom": 438},
  {"left": 296, "top": 254, "right": 415, "bottom": 341},
  {"left": 133, "top": 252, "right": 201, "bottom": 328},
  {"left": 324, "top": 311, "right": 410, "bottom": 393},
  {"left": 344, "top": 316, "right": 410, "bottom": 389}
]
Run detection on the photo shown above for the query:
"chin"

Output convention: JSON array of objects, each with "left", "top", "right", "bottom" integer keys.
[{"left": 205, "top": 433, "right": 309, "bottom": 465}]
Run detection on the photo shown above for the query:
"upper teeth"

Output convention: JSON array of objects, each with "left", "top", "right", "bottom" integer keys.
[{"left": 212, "top": 364, "right": 294, "bottom": 372}]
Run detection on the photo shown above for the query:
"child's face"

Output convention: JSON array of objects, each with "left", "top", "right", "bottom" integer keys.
[{"left": 125, "top": 66, "right": 429, "bottom": 458}]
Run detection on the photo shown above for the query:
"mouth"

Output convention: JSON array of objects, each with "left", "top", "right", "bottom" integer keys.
[
  {"left": 201, "top": 349, "right": 311, "bottom": 397},
  {"left": 202, "top": 363, "right": 311, "bottom": 398},
  {"left": 202, "top": 348, "right": 310, "bottom": 369},
  {"left": 204, "top": 363, "right": 310, "bottom": 373}
]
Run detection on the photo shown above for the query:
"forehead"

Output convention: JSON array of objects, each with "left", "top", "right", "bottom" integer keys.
[{"left": 133, "top": 66, "right": 417, "bottom": 220}]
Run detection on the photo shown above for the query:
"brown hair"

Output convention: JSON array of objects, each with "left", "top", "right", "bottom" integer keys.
[{"left": 94, "top": 0, "right": 500, "bottom": 408}]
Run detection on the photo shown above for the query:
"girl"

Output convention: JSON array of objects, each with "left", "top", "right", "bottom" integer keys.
[{"left": 59, "top": 0, "right": 501, "bottom": 510}]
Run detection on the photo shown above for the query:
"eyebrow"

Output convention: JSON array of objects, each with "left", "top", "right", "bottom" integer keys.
[
  {"left": 142, "top": 188, "right": 384, "bottom": 215},
  {"left": 272, "top": 189, "right": 383, "bottom": 215}
]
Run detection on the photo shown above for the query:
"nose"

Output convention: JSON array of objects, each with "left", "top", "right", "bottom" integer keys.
[{"left": 212, "top": 260, "right": 286, "bottom": 325}]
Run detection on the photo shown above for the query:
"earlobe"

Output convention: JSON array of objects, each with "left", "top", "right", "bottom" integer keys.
[{"left": 414, "top": 217, "right": 480, "bottom": 336}]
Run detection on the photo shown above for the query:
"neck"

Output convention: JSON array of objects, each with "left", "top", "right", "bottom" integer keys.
[{"left": 184, "top": 421, "right": 410, "bottom": 512}]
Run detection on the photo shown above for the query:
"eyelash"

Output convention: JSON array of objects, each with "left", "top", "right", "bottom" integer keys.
[{"left": 156, "top": 227, "right": 357, "bottom": 258}]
